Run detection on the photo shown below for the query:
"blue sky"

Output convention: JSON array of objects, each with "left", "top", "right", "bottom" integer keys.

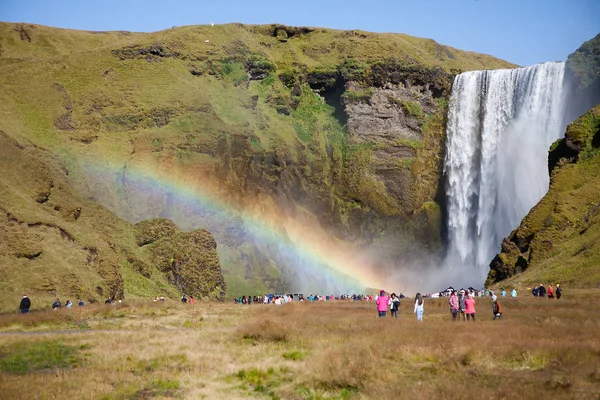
[{"left": 2, "top": 0, "right": 599, "bottom": 66}]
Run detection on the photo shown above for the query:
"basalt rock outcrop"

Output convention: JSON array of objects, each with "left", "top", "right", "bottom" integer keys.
[{"left": 136, "top": 219, "right": 225, "bottom": 300}]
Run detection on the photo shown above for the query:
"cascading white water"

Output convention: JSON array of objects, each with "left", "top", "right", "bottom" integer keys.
[{"left": 444, "top": 61, "right": 567, "bottom": 285}]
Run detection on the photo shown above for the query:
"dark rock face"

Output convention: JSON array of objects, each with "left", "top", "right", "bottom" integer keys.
[
  {"left": 344, "top": 80, "right": 440, "bottom": 213},
  {"left": 111, "top": 43, "right": 181, "bottom": 61},
  {"left": 137, "top": 219, "right": 226, "bottom": 300}
]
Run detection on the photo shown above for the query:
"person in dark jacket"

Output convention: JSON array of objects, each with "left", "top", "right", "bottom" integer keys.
[
  {"left": 555, "top": 284, "right": 562, "bottom": 299},
  {"left": 458, "top": 290, "right": 467, "bottom": 321},
  {"left": 19, "top": 294, "right": 31, "bottom": 314},
  {"left": 538, "top": 284, "right": 546, "bottom": 298},
  {"left": 52, "top": 298, "right": 62, "bottom": 309}
]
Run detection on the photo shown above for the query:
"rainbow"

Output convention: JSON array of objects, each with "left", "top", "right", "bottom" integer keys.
[{"left": 72, "top": 151, "right": 387, "bottom": 293}]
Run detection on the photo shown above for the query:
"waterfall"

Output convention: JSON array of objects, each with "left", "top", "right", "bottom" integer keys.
[{"left": 444, "top": 61, "right": 567, "bottom": 284}]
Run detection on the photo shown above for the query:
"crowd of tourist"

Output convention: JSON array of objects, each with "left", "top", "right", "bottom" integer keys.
[
  {"left": 232, "top": 292, "right": 408, "bottom": 305},
  {"left": 15, "top": 281, "right": 562, "bottom": 314}
]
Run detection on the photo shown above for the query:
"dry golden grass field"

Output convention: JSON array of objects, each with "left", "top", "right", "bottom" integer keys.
[{"left": 0, "top": 291, "right": 599, "bottom": 400}]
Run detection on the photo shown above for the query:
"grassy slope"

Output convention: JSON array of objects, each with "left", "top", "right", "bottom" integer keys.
[
  {"left": 0, "top": 131, "right": 181, "bottom": 312},
  {"left": 487, "top": 105, "right": 600, "bottom": 288},
  {"left": 0, "top": 22, "right": 515, "bottom": 301}
]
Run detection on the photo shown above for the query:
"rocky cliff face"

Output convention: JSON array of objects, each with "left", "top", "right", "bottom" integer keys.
[
  {"left": 0, "top": 22, "right": 514, "bottom": 295},
  {"left": 486, "top": 105, "right": 600, "bottom": 287}
]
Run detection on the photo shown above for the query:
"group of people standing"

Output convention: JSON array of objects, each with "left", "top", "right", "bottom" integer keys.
[
  {"left": 532, "top": 284, "right": 561, "bottom": 299},
  {"left": 376, "top": 288, "right": 500, "bottom": 322},
  {"left": 448, "top": 290, "right": 480, "bottom": 321},
  {"left": 375, "top": 290, "right": 426, "bottom": 321}
]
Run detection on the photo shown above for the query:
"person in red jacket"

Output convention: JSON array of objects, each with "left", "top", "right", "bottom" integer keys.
[
  {"left": 547, "top": 285, "right": 554, "bottom": 299},
  {"left": 491, "top": 295, "right": 503, "bottom": 320}
]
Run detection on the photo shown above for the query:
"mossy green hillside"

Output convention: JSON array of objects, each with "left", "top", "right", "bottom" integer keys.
[
  {"left": 0, "top": 131, "right": 224, "bottom": 312},
  {"left": 0, "top": 22, "right": 516, "bottom": 297}
]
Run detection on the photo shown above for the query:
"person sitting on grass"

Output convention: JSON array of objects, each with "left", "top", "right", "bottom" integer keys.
[
  {"left": 491, "top": 295, "right": 502, "bottom": 320},
  {"left": 65, "top": 300, "right": 73, "bottom": 309},
  {"left": 414, "top": 293, "right": 424, "bottom": 321},
  {"left": 19, "top": 294, "right": 31, "bottom": 314}
]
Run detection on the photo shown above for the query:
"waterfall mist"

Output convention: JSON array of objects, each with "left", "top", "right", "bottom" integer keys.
[{"left": 444, "top": 62, "right": 567, "bottom": 286}]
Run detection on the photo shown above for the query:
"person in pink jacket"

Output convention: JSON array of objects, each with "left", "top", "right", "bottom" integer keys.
[
  {"left": 376, "top": 290, "right": 389, "bottom": 317},
  {"left": 448, "top": 290, "right": 459, "bottom": 321},
  {"left": 465, "top": 293, "right": 476, "bottom": 321}
]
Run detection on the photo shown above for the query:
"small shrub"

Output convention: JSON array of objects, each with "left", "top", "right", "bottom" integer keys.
[
  {"left": 239, "top": 318, "right": 289, "bottom": 343},
  {"left": 220, "top": 60, "right": 248, "bottom": 85},
  {"left": 154, "top": 379, "right": 180, "bottom": 391},
  {"left": 342, "top": 89, "right": 372, "bottom": 103},
  {"left": 282, "top": 350, "right": 307, "bottom": 361},
  {"left": 399, "top": 99, "right": 425, "bottom": 119}
]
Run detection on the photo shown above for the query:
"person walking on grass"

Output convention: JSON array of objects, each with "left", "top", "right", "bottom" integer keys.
[
  {"left": 556, "top": 284, "right": 562, "bottom": 299},
  {"left": 547, "top": 285, "right": 554, "bottom": 299},
  {"left": 491, "top": 295, "right": 502, "bottom": 320},
  {"left": 465, "top": 293, "right": 476, "bottom": 321},
  {"left": 448, "top": 290, "right": 459, "bottom": 321},
  {"left": 376, "top": 290, "right": 388, "bottom": 317},
  {"left": 19, "top": 294, "right": 31, "bottom": 314},
  {"left": 414, "top": 293, "right": 424, "bottom": 321},
  {"left": 389, "top": 293, "right": 400, "bottom": 318}
]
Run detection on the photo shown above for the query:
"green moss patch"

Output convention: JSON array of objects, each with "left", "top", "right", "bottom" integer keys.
[{"left": 0, "top": 341, "right": 83, "bottom": 374}]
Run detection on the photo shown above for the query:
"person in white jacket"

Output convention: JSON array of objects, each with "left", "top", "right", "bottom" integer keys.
[{"left": 414, "top": 293, "right": 424, "bottom": 321}]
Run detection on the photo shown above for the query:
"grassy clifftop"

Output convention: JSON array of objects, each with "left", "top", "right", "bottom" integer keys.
[
  {"left": 487, "top": 105, "right": 600, "bottom": 288},
  {"left": 0, "top": 22, "right": 513, "bottom": 71}
]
